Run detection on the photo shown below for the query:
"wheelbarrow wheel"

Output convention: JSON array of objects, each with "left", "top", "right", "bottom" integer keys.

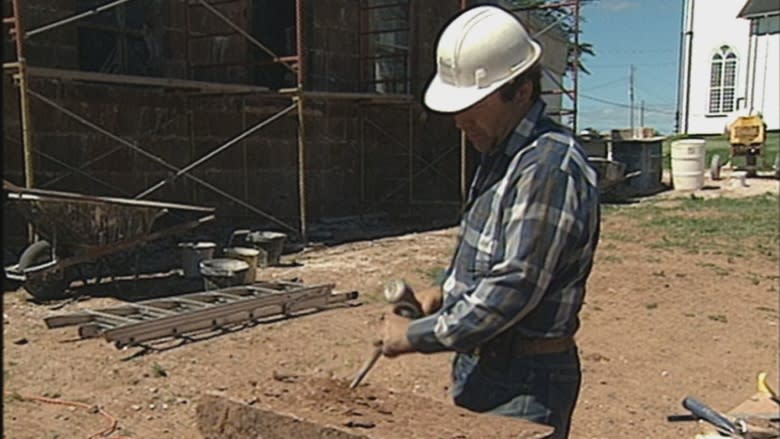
[
  {"left": 23, "top": 263, "right": 75, "bottom": 302},
  {"left": 24, "top": 274, "right": 70, "bottom": 301}
]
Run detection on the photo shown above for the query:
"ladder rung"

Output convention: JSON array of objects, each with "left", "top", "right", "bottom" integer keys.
[
  {"left": 3, "top": 62, "right": 20, "bottom": 70},
  {"left": 3, "top": 17, "right": 15, "bottom": 25}
]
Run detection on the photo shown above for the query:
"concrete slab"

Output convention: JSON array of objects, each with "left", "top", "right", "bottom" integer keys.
[{"left": 196, "top": 375, "right": 553, "bottom": 439}]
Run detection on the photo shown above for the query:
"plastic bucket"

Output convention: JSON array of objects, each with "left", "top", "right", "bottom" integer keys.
[
  {"left": 223, "top": 247, "right": 260, "bottom": 284},
  {"left": 245, "top": 231, "right": 287, "bottom": 266},
  {"left": 199, "top": 258, "right": 249, "bottom": 291},
  {"left": 179, "top": 242, "right": 216, "bottom": 279},
  {"left": 671, "top": 139, "right": 706, "bottom": 190}
]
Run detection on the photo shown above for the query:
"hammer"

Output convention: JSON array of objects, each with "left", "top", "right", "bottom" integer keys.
[{"left": 349, "top": 280, "right": 422, "bottom": 389}]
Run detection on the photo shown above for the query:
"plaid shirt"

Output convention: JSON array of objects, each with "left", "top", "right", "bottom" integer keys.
[{"left": 407, "top": 100, "right": 600, "bottom": 353}]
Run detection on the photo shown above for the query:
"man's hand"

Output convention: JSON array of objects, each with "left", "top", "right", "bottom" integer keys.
[
  {"left": 381, "top": 311, "right": 415, "bottom": 358},
  {"left": 414, "top": 286, "right": 443, "bottom": 315}
]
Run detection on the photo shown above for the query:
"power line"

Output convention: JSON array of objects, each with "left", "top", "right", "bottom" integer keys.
[{"left": 580, "top": 93, "right": 677, "bottom": 115}]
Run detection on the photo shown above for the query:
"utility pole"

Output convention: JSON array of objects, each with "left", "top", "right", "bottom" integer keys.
[
  {"left": 640, "top": 100, "right": 645, "bottom": 128},
  {"left": 629, "top": 64, "right": 635, "bottom": 135}
]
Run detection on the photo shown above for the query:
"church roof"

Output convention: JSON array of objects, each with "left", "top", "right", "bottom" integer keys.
[{"left": 738, "top": 0, "right": 780, "bottom": 18}]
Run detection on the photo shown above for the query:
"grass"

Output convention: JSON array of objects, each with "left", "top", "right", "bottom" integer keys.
[
  {"left": 708, "top": 314, "right": 728, "bottom": 323},
  {"left": 604, "top": 193, "right": 779, "bottom": 260},
  {"left": 151, "top": 362, "right": 168, "bottom": 378},
  {"left": 662, "top": 132, "right": 779, "bottom": 171}
]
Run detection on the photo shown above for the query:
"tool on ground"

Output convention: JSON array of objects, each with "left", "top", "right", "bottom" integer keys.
[
  {"left": 349, "top": 279, "right": 422, "bottom": 389},
  {"left": 757, "top": 372, "right": 780, "bottom": 405},
  {"left": 672, "top": 396, "right": 780, "bottom": 439}
]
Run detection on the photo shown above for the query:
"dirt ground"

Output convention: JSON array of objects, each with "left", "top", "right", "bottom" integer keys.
[{"left": 3, "top": 172, "right": 779, "bottom": 439}]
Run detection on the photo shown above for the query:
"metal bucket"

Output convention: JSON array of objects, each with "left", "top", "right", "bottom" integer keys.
[
  {"left": 198, "top": 258, "right": 249, "bottom": 291},
  {"left": 222, "top": 247, "right": 260, "bottom": 284},
  {"left": 228, "top": 230, "right": 287, "bottom": 266},
  {"left": 246, "top": 231, "right": 287, "bottom": 266},
  {"left": 179, "top": 242, "right": 216, "bottom": 279}
]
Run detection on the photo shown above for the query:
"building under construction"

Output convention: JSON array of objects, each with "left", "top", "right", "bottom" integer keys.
[{"left": 3, "top": 0, "right": 578, "bottom": 249}]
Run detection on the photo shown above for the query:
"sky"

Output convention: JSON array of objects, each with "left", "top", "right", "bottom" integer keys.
[{"left": 575, "top": 0, "right": 684, "bottom": 134}]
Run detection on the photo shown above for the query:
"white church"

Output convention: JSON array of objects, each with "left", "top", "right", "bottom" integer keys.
[{"left": 678, "top": 0, "right": 779, "bottom": 134}]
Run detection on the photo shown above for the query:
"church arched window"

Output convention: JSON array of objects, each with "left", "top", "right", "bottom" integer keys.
[{"left": 708, "top": 46, "right": 737, "bottom": 114}]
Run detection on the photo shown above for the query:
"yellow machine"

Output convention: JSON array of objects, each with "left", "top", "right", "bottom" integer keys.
[{"left": 726, "top": 114, "right": 768, "bottom": 176}]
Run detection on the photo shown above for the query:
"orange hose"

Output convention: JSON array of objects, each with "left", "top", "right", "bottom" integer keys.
[{"left": 4, "top": 392, "right": 134, "bottom": 438}]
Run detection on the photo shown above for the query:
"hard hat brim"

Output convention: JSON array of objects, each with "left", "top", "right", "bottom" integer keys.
[{"left": 423, "top": 40, "right": 542, "bottom": 114}]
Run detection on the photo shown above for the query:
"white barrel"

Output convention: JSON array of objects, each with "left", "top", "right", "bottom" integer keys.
[{"left": 671, "top": 139, "right": 706, "bottom": 190}]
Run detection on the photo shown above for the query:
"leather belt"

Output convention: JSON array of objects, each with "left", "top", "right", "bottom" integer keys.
[{"left": 474, "top": 335, "right": 575, "bottom": 357}]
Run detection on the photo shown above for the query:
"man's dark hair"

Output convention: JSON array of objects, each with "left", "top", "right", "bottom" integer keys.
[{"left": 499, "top": 63, "right": 542, "bottom": 103}]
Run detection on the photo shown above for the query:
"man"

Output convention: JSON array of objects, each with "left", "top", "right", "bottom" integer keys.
[{"left": 379, "top": 5, "right": 600, "bottom": 438}]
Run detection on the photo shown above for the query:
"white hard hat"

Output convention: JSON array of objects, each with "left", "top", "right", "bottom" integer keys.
[{"left": 424, "top": 5, "right": 542, "bottom": 114}]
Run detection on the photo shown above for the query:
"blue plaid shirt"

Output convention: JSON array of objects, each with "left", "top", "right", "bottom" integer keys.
[{"left": 407, "top": 100, "right": 600, "bottom": 353}]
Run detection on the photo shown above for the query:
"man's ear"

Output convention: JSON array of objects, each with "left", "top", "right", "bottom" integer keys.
[{"left": 515, "top": 80, "right": 533, "bottom": 104}]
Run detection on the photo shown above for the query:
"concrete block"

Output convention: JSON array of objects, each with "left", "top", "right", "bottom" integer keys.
[{"left": 196, "top": 376, "right": 552, "bottom": 439}]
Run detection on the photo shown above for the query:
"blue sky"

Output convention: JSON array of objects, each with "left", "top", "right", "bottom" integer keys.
[{"left": 575, "top": 0, "right": 683, "bottom": 134}]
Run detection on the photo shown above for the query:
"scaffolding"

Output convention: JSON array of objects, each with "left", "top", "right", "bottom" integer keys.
[{"left": 3, "top": 0, "right": 582, "bottom": 245}]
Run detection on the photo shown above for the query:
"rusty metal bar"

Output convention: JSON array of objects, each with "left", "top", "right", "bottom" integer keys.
[
  {"left": 460, "top": 0, "right": 468, "bottom": 205},
  {"left": 294, "top": 0, "right": 307, "bottom": 242},
  {"left": 460, "top": 131, "right": 468, "bottom": 203},
  {"left": 25, "top": 66, "right": 271, "bottom": 94},
  {"left": 136, "top": 102, "right": 297, "bottom": 199},
  {"left": 408, "top": 105, "right": 413, "bottom": 204},
  {"left": 25, "top": 89, "right": 298, "bottom": 235},
  {"left": 295, "top": 0, "right": 304, "bottom": 86},
  {"left": 295, "top": 94, "right": 308, "bottom": 243},
  {"left": 25, "top": 0, "right": 135, "bottom": 38},
  {"left": 8, "top": 0, "right": 36, "bottom": 242},
  {"left": 196, "top": 0, "right": 295, "bottom": 73},
  {"left": 572, "top": 0, "right": 580, "bottom": 133},
  {"left": 510, "top": 1, "right": 580, "bottom": 11}
]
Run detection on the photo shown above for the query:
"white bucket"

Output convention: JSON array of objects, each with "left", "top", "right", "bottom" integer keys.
[
  {"left": 179, "top": 241, "right": 216, "bottom": 279},
  {"left": 671, "top": 139, "right": 706, "bottom": 190},
  {"left": 223, "top": 247, "right": 260, "bottom": 284}
]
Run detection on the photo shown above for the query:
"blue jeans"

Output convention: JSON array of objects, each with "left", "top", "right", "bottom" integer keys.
[{"left": 451, "top": 347, "right": 581, "bottom": 439}]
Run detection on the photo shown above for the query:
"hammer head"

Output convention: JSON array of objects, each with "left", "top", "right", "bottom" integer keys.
[{"left": 383, "top": 279, "right": 422, "bottom": 318}]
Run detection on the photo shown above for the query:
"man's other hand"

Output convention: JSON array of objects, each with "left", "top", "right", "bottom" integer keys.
[{"left": 415, "top": 286, "right": 443, "bottom": 315}]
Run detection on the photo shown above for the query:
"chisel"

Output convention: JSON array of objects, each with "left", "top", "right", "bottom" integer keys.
[{"left": 349, "top": 280, "right": 422, "bottom": 389}]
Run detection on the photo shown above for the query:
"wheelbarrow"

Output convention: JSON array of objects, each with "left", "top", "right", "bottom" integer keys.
[
  {"left": 3, "top": 180, "right": 216, "bottom": 301},
  {"left": 588, "top": 157, "right": 642, "bottom": 193}
]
